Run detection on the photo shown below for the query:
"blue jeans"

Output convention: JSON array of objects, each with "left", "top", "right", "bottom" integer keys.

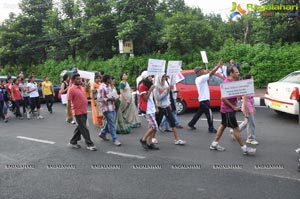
[
  {"left": 3, "top": 101, "right": 8, "bottom": 115},
  {"left": 100, "top": 111, "right": 117, "bottom": 142},
  {"left": 160, "top": 111, "right": 180, "bottom": 129}
]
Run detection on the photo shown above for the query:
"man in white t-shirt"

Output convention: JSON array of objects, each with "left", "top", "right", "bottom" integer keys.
[{"left": 187, "top": 63, "right": 221, "bottom": 133}]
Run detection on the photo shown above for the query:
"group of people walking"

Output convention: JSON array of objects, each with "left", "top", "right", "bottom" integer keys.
[
  {"left": 66, "top": 72, "right": 142, "bottom": 151},
  {"left": 66, "top": 59, "right": 259, "bottom": 155},
  {"left": 0, "top": 73, "right": 56, "bottom": 122}
]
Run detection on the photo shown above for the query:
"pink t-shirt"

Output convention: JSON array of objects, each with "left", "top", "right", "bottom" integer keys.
[
  {"left": 67, "top": 85, "right": 88, "bottom": 115},
  {"left": 242, "top": 95, "right": 255, "bottom": 113},
  {"left": 220, "top": 78, "right": 237, "bottom": 113}
]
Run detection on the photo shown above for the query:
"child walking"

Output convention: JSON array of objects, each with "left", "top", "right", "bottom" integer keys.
[{"left": 232, "top": 74, "right": 259, "bottom": 145}]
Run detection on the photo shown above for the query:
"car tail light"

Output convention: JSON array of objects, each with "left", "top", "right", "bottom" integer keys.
[{"left": 290, "top": 87, "right": 300, "bottom": 100}]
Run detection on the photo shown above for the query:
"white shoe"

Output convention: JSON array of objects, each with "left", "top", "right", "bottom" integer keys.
[
  {"left": 86, "top": 146, "right": 97, "bottom": 151},
  {"left": 113, "top": 140, "right": 122, "bottom": 146},
  {"left": 37, "top": 115, "right": 44, "bottom": 119},
  {"left": 246, "top": 139, "right": 259, "bottom": 145},
  {"left": 174, "top": 140, "right": 186, "bottom": 145},
  {"left": 152, "top": 138, "right": 158, "bottom": 144},
  {"left": 210, "top": 144, "right": 226, "bottom": 151},
  {"left": 295, "top": 148, "right": 300, "bottom": 153},
  {"left": 243, "top": 147, "right": 256, "bottom": 155}
]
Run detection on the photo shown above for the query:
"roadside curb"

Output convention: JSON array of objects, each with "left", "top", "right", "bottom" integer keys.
[{"left": 254, "top": 97, "right": 266, "bottom": 107}]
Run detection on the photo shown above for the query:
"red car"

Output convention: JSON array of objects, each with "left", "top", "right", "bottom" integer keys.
[{"left": 176, "top": 70, "right": 225, "bottom": 114}]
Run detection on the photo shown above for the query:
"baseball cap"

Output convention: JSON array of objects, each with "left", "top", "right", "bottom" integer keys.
[{"left": 194, "top": 66, "right": 203, "bottom": 74}]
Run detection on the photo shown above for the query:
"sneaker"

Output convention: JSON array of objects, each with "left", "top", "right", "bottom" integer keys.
[
  {"left": 68, "top": 143, "right": 81, "bottom": 149},
  {"left": 174, "top": 139, "right": 186, "bottom": 145},
  {"left": 71, "top": 120, "right": 76, "bottom": 124},
  {"left": 37, "top": 115, "right": 44, "bottom": 119},
  {"left": 3, "top": 118, "right": 8, "bottom": 123},
  {"left": 229, "top": 129, "right": 235, "bottom": 141},
  {"left": 208, "top": 128, "right": 217, "bottom": 133},
  {"left": 147, "top": 143, "right": 159, "bottom": 150},
  {"left": 152, "top": 138, "right": 159, "bottom": 144},
  {"left": 99, "top": 134, "right": 109, "bottom": 141},
  {"left": 140, "top": 138, "right": 148, "bottom": 149},
  {"left": 113, "top": 140, "right": 122, "bottom": 146},
  {"left": 26, "top": 112, "right": 30, "bottom": 119},
  {"left": 246, "top": 139, "right": 259, "bottom": 145},
  {"left": 187, "top": 125, "right": 196, "bottom": 130},
  {"left": 86, "top": 145, "right": 97, "bottom": 151},
  {"left": 210, "top": 144, "right": 226, "bottom": 151},
  {"left": 176, "top": 125, "right": 184, "bottom": 129},
  {"left": 295, "top": 148, "right": 300, "bottom": 153},
  {"left": 243, "top": 147, "right": 256, "bottom": 155}
]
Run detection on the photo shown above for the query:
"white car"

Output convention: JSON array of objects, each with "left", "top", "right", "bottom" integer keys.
[{"left": 265, "top": 70, "right": 300, "bottom": 115}]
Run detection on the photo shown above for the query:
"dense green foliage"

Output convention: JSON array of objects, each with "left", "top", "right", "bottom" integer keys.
[{"left": 0, "top": 0, "right": 300, "bottom": 88}]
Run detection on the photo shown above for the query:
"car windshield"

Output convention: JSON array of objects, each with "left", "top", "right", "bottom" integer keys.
[{"left": 279, "top": 72, "right": 300, "bottom": 84}]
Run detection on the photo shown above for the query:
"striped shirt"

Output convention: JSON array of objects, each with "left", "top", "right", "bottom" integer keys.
[{"left": 98, "top": 83, "right": 115, "bottom": 112}]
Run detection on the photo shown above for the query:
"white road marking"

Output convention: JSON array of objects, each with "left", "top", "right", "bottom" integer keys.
[
  {"left": 107, "top": 151, "right": 146, "bottom": 159},
  {"left": 16, "top": 136, "right": 56, "bottom": 145}
]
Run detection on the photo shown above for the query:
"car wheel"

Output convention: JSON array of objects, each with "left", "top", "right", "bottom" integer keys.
[{"left": 176, "top": 99, "right": 186, "bottom": 115}]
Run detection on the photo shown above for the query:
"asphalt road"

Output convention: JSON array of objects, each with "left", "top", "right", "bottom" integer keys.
[{"left": 0, "top": 103, "right": 299, "bottom": 199}]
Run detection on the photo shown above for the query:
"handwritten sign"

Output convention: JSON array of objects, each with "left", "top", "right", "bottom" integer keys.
[
  {"left": 78, "top": 70, "right": 95, "bottom": 82},
  {"left": 147, "top": 59, "right": 166, "bottom": 75},
  {"left": 220, "top": 79, "right": 255, "bottom": 99},
  {"left": 167, "top": 61, "right": 182, "bottom": 76},
  {"left": 200, "top": 51, "right": 208, "bottom": 64}
]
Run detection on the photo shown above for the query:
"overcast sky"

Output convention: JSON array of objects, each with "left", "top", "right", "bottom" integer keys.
[{"left": 0, "top": 0, "right": 261, "bottom": 22}]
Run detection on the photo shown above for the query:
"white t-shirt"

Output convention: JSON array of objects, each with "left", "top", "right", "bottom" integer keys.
[
  {"left": 146, "top": 92, "right": 156, "bottom": 114},
  {"left": 195, "top": 74, "right": 210, "bottom": 101},
  {"left": 27, "top": 82, "right": 39, "bottom": 98},
  {"left": 217, "top": 65, "right": 227, "bottom": 78},
  {"left": 19, "top": 82, "right": 29, "bottom": 97}
]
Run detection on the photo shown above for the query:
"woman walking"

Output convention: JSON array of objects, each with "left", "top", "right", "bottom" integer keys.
[
  {"left": 90, "top": 74, "right": 103, "bottom": 128},
  {"left": 116, "top": 73, "right": 141, "bottom": 133},
  {"left": 42, "top": 76, "right": 55, "bottom": 113}
]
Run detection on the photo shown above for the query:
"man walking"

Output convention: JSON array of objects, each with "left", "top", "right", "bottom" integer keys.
[
  {"left": 98, "top": 74, "right": 121, "bottom": 146},
  {"left": 209, "top": 66, "right": 256, "bottom": 155},
  {"left": 187, "top": 62, "right": 221, "bottom": 133},
  {"left": 67, "top": 73, "right": 96, "bottom": 151}
]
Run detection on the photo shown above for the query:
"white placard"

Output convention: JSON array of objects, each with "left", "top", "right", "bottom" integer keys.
[
  {"left": 200, "top": 51, "right": 208, "bottom": 64},
  {"left": 61, "top": 94, "right": 67, "bottom": 104},
  {"left": 147, "top": 59, "right": 166, "bottom": 75},
  {"left": 107, "top": 89, "right": 119, "bottom": 99},
  {"left": 220, "top": 79, "right": 255, "bottom": 99},
  {"left": 167, "top": 61, "right": 182, "bottom": 76},
  {"left": 78, "top": 70, "right": 95, "bottom": 82}
]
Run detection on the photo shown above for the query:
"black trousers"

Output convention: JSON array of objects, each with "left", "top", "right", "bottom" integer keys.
[
  {"left": 70, "top": 114, "right": 94, "bottom": 147},
  {"left": 156, "top": 106, "right": 176, "bottom": 128},
  {"left": 0, "top": 101, "right": 5, "bottom": 120},
  {"left": 45, "top": 95, "right": 54, "bottom": 112},
  {"left": 188, "top": 100, "right": 214, "bottom": 130}
]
